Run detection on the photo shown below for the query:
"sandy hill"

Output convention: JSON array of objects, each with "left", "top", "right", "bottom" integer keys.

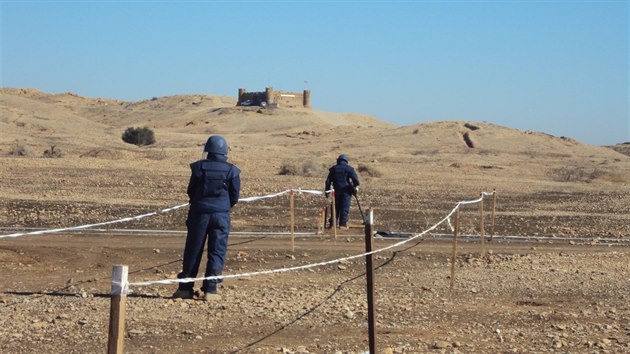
[
  {"left": 1, "top": 87, "right": 629, "bottom": 188},
  {"left": 1, "top": 87, "right": 629, "bottom": 239},
  {"left": 609, "top": 142, "right": 630, "bottom": 157}
]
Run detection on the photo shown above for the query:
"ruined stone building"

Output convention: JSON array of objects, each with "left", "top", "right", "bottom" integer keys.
[{"left": 237, "top": 87, "right": 311, "bottom": 108}]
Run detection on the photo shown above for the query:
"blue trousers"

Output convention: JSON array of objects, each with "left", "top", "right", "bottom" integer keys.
[
  {"left": 178, "top": 211, "right": 230, "bottom": 292},
  {"left": 330, "top": 191, "right": 352, "bottom": 226}
]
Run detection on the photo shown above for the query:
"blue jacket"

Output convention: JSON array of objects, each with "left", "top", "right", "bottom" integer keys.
[
  {"left": 187, "top": 154, "right": 240, "bottom": 213},
  {"left": 325, "top": 160, "right": 360, "bottom": 194}
]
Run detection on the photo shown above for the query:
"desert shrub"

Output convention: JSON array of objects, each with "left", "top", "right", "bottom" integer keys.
[
  {"left": 278, "top": 163, "right": 299, "bottom": 175},
  {"left": 8, "top": 142, "right": 31, "bottom": 156},
  {"left": 549, "top": 167, "right": 604, "bottom": 183},
  {"left": 122, "top": 126, "right": 155, "bottom": 146},
  {"left": 279, "top": 160, "right": 324, "bottom": 176},
  {"left": 412, "top": 128, "right": 419, "bottom": 134},
  {"left": 358, "top": 164, "right": 383, "bottom": 177},
  {"left": 43, "top": 145, "right": 63, "bottom": 158},
  {"left": 301, "top": 161, "right": 323, "bottom": 177}
]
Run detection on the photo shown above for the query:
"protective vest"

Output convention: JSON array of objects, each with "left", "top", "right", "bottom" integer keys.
[
  {"left": 326, "top": 161, "right": 359, "bottom": 194},
  {"left": 188, "top": 158, "right": 239, "bottom": 213}
]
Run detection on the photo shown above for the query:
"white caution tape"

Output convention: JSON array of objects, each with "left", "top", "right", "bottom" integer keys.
[
  {"left": 456, "top": 195, "right": 484, "bottom": 206},
  {"left": 0, "top": 203, "right": 190, "bottom": 239},
  {"left": 129, "top": 193, "right": 483, "bottom": 287},
  {"left": 0, "top": 188, "right": 331, "bottom": 239},
  {"left": 446, "top": 217, "right": 454, "bottom": 232},
  {"left": 238, "top": 190, "right": 292, "bottom": 202}
]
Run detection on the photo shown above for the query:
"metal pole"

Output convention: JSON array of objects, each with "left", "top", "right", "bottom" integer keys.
[
  {"left": 290, "top": 189, "right": 295, "bottom": 252},
  {"left": 364, "top": 208, "right": 376, "bottom": 353},
  {"left": 107, "top": 265, "right": 128, "bottom": 354},
  {"left": 480, "top": 193, "right": 485, "bottom": 257},
  {"left": 354, "top": 193, "right": 365, "bottom": 224},
  {"left": 490, "top": 189, "right": 497, "bottom": 241},
  {"left": 450, "top": 206, "right": 460, "bottom": 290}
]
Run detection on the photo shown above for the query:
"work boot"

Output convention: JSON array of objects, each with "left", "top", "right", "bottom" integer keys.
[
  {"left": 203, "top": 284, "right": 220, "bottom": 301},
  {"left": 339, "top": 224, "right": 349, "bottom": 229},
  {"left": 203, "top": 292, "right": 221, "bottom": 301},
  {"left": 172, "top": 288, "right": 193, "bottom": 300}
]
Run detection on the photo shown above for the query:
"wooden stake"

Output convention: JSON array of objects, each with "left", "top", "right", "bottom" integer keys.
[
  {"left": 480, "top": 193, "right": 485, "bottom": 257},
  {"left": 364, "top": 208, "right": 377, "bottom": 354},
  {"left": 107, "top": 265, "right": 128, "bottom": 354},
  {"left": 450, "top": 206, "right": 460, "bottom": 290},
  {"left": 331, "top": 190, "right": 337, "bottom": 240},
  {"left": 290, "top": 189, "right": 295, "bottom": 252},
  {"left": 490, "top": 189, "right": 497, "bottom": 241}
]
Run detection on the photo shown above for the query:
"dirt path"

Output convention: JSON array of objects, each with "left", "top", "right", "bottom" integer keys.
[{"left": 1, "top": 233, "right": 629, "bottom": 353}]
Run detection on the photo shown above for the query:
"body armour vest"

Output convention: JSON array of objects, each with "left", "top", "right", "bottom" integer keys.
[
  {"left": 188, "top": 159, "right": 239, "bottom": 213},
  {"left": 328, "top": 163, "right": 359, "bottom": 193}
]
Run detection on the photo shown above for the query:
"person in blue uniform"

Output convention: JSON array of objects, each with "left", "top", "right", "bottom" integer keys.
[
  {"left": 173, "top": 135, "right": 240, "bottom": 301},
  {"left": 325, "top": 154, "right": 360, "bottom": 228}
]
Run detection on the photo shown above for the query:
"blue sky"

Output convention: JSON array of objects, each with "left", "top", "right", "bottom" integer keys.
[{"left": 1, "top": 1, "right": 628, "bottom": 146}]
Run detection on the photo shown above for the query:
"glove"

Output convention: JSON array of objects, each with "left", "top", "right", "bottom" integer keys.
[
  {"left": 325, "top": 191, "right": 330, "bottom": 199},
  {"left": 353, "top": 186, "right": 360, "bottom": 196}
]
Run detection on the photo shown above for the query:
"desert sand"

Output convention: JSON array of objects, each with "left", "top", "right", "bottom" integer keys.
[{"left": 1, "top": 88, "right": 629, "bottom": 353}]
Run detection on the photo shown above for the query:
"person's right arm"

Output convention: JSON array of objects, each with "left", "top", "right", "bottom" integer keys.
[
  {"left": 186, "top": 163, "right": 198, "bottom": 202},
  {"left": 325, "top": 170, "right": 332, "bottom": 197}
]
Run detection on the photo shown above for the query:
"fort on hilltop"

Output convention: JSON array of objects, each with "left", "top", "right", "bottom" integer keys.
[{"left": 237, "top": 87, "right": 311, "bottom": 108}]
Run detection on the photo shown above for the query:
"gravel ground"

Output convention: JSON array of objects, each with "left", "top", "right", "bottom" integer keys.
[{"left": 1, "top": 234, "right": 629, "bottom": 353}]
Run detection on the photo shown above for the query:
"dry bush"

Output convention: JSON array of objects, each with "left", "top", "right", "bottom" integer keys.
[
  {"left": 279, "top": 160, "right": 324, "bottom": 176},
  {"left": 278, "top": 162, "right": 299, "bottom": 175},
  {"left": 8, "top": 142, "right": 32, "bottom": 156},
  {"left": 122, "top": 126, "right": 155, "bottom": 146},
  {"left": 301, "top": 161, "right": 323, "bottom": 177},
  {"left": 549, "top": 167, "right": 604, "bottom": 183},
  {"left": 43, "top": 145, "right": 63, "bottom": 158},
  {"left": 358, "top": 164, "right": 383, "bottom": 177}
]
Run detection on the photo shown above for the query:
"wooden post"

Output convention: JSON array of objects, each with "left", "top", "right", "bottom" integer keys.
[
  {"left": 490, "top": 189, "right": 497, "bottom": 241},
  {"left": 450, "top": 206, "right": 460, "bottom": 290},
  {"left": 290, "top": 189, "right": 295, "bottom": 252},
  {"left": 107, "top": 265, "right": 128, "bottom": 354},
  {"left": 364, "top": 208, "right": 376, "bottom": 354},
  {"left": 480, "top": 193, "right": 485, "bottom": 257},
  {"left": 331, "top": 190, "right": 337, "bottom": 240}
]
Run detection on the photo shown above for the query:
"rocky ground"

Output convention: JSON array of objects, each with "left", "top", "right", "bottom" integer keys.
[
  {"left": 1, "top": 90, "right": 629, "bottom": 353},
  {"left": 1, "top": 156, "right": 629, "bottom": 353},
  {"left": 1, "top": 231, "right": 629, "bottom": 353}
]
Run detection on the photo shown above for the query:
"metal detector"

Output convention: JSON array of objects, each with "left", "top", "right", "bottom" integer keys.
[{"left": 353, "top": 193, "right": 366, "bottom": 224}]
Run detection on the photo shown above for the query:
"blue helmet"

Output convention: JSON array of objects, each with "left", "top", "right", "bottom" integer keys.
[
  {"left": 204, "top": 135, "right": 228, "bottom": 155},
  {"left": 337, "top": 154, "right": 349, "bottom": 163}
]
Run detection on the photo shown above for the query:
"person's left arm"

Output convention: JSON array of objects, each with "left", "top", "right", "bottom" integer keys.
[
  {"left": 348, "top": 166, "right": 360, "bottom": 188},
  {"left": 228, "top": 166, "right": 241, "bottom": 208}
]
